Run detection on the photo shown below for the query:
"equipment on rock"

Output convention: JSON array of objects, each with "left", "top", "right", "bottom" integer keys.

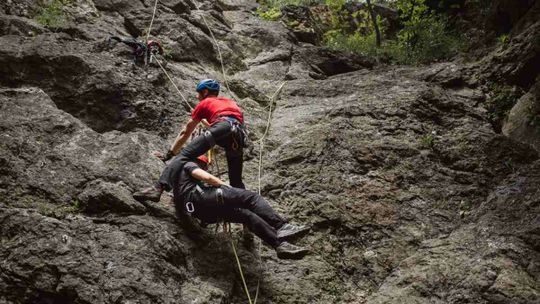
[
  {"left": 196, "top": 79, "right": 221, "bottom": 93},
  {"left": 109, "top": 36, "right": 164, "bottom": 65}
]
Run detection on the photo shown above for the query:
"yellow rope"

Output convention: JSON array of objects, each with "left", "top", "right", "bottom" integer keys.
[
  {"left": 253, "top": 82, "right": 286, "bottom": 304},
  {"left": 231, "top": 237, "right": 253, "bottom": 304},
  {"left": 257, "top": 82, "right": 286, "bottom": 195},
  {"left": 145, "top": 0, "right": 159, "bottom": 42}
]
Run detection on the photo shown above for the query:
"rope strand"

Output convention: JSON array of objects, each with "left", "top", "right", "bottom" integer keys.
[
  {"left": 152, "top": 55, "right": 194, "bottom": 111},
  {"left": 145, "top": 0, "right": 159, "bottom": 42}
]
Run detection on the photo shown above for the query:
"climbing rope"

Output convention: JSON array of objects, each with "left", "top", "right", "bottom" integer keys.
[
  {"left": 152, "top": 55, "right": 194, "bottom": 112},
  {"left": 186, "top": 4, "right": 255, "bottom": 303},
  {"left": 146, "top": 2, "right": 287, "bottom": 303},
  {"left": 252, "top": 82, "right": 285, "bottom": 304},
  {"left": 190, "top": 5, "right": 289, "bottom": 302},
  {"left": 145, "top": 0, "right": 159, "bottom": 42},
  {"left": 193, "top": 2, "right": 235, "bottom": 99},
  {"left": 257, "top": 82, "right": 286, "bottom": 195}
]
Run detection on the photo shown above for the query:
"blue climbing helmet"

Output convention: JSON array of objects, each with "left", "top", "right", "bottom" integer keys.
[{"left": 196, "top": 79, "right": 220, "bottom": 93}]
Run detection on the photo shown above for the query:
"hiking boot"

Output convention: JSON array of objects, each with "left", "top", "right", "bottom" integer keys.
[
  {"left": 275, "top": 242, "right": 309, "bottom": 260},
  {"left": 133, "top": 185, "right": 163, "bottom": 202},
  {"left": 277, "top": 223, "right": 310, "bottom": 242}
]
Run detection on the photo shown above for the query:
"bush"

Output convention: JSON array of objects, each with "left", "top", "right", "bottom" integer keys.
[
  {"left": 258, "top": 0, "right": 322, "bottom": 8},
  {"left": 257, "top": 0, "right": 465, "bottom": 65},
  {"left": 35, "top": 0, "right": 72, "bottom": 29},
  {"left": 256, "top": 7, "right": 282, "bottom": 21},
  {"left": 392, "top": 15, "right": 464, "bottom": 64},
  {"left": 324, "top": 30, "right": 383, "bottom": 57},
  {"left": 497, "top": 33, "right": 510, "bottom": 45},
  {"left": 486, "top": 83, "right": 524, "bottom": 130}
]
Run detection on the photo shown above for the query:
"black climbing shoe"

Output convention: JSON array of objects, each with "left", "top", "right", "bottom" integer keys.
[
  {"left": 276, "top": 242, "right": 309, "bottom": 260},
  {"left": 133, "top": 185, "right": 163, "bottom": 202},
  {"left": 277, "top": 223, "right": 310, "bottom": 242}
]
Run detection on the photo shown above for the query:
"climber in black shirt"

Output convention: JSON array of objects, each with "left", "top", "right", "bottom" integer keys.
[{"left": 174, "top": 155, "right": 310, "bottom": 260}]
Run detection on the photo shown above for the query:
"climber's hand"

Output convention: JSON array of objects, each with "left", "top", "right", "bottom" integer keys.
[{"left": 153, "top": 150, "right": 174, "bottom": 162}]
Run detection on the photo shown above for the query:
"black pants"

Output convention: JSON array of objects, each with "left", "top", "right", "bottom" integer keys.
[
  {"left": 180, "top": 186, "right": 287, "bottom": 248},
  {"left": 159, "top": 121, "right": 245, "bottom": 191}
]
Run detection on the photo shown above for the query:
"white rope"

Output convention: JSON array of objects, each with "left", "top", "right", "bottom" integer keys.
[
  {"left": 145, "top": 0, "right": 159, "bottom": 42},
  {"left": 180, "top": 4, "right": 289, "bottom": 304},
  {"left": 252, "top": 82, "right": 285, "bottom": 304},
  {"left": 193, "top": 2, "right": 234, "bottom": 98},
  {"left": 257, "top": 82, "right": 286, "bottom": 195},
  {"left": 152, "top": 55, "right": 194, "bottom": 111}
]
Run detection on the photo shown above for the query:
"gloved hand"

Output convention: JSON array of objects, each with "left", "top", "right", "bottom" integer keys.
[{"left": 153, "top": 150, "right": 175, "bottom": 163}]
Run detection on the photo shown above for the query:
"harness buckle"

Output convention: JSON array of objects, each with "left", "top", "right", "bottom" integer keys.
[
  {"left": 216, "top": 188, "right": 225, "bottom": 205},
  {"left": 185, "top": 201, "right": 195, "bottom": 213}
]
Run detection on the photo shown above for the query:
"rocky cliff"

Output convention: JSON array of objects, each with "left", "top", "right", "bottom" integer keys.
[{"left": 0, "top": 0, "right": 539, "bottom": 303}]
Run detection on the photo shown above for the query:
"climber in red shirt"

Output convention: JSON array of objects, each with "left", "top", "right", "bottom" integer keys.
[{"left": 134, "top": 79, "right": 247, "bottom": 202}]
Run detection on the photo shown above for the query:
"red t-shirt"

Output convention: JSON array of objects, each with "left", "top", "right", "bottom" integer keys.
[{"left": 191, "top": 97, "right": 244, "bottom": 124}]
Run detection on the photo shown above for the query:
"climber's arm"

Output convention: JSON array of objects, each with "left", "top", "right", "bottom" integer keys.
[
  {"left": 190, "top": 168, "right": 227, "bottom": 187},
  {"left": 170, "top": 118, "right": 200, "bottom": 154}
]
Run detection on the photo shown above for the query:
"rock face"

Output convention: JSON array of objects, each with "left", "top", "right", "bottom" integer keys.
[
  {"left": 0, "top": 1, "right": 539, "bottom": 304},
  {"left": 503, "top": 78, "right": 540, "bottom": 151}
]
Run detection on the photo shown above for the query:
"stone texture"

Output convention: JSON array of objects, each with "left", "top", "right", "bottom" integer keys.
[{"left": 0, "top": 0, "right": 539, "bottom": 303}]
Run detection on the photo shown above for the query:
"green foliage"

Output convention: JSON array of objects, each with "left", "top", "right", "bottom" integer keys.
[
  {"left": 71, "top": 198, "right": 80, "bottom": 210},
  {"left": 497, "top": 34, "right": 510, "bottom": 45},
  {"left": 324, "top": 29, "right": 387, "bottom": 58},
  {"left": 486, "top": 83, "right": 523, "bottom": 125},
  {"left": 162, "top": 44, "right": 173, "bottom": 59},
  {"left": 393, "top": 15, "right": 464, "bottom": 64},
  {"left": 324, "top": 0, "right": 346, "bottom": 11},
  {"left": 36, "top": 198, "right": 80, "bottom": 218},
  {"left": 257, "top": 0, "right": 321, "bottom": 9},
  {"left": 255, "top": 0, "right": 322, "bottom": 21},
  {"left": 323, "top": 10, "right": 389, "bottom": 58},
  {"left": 35, "top": 0, "right": 72, "bottom": 29},
  {"left": 419, "top": 132, "right": 436, "bottom": 150},
  {"left": 390, "top": 0, "right": 464, "bottom": 64},
  {"left": 256, "top": 0, "right": 464, "bottom": 65},
  {"left": 256, "top": 6, "right": 282, "bottom": 21}
]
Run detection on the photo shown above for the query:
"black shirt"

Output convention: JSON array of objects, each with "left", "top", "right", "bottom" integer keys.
[{"left": 175, "top": 161, "right": 204, "bottom": 199}]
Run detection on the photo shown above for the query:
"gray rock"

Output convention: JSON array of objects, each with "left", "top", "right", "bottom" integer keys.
[
  {"left": 0, "top": 0, "right": 539, "bottom": 303},
  {"left": 78, "top": 180, "right": 147, "bottom": 214},
  {"left": 503, "top": 77, "right": 540, "bottom": 152}
]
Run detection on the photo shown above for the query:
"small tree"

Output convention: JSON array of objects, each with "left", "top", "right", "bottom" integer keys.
[{"left": 366, "top": 0, "right": 381, "bottom": 47}]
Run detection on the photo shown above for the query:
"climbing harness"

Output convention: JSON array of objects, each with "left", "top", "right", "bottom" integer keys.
[{"left": 215, "top": 116, "right": 247, "bottom": 151}]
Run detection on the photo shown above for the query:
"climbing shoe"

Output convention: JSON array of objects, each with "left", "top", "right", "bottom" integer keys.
[
  {"left": 276, "top": 242, "right": 309, "bottom": 260},
  {"left": 133, "top": 185, "right": 163, "bottom": 202},
  {"left": 277, "top": 223, "right": 310, "bottom": 242}
]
